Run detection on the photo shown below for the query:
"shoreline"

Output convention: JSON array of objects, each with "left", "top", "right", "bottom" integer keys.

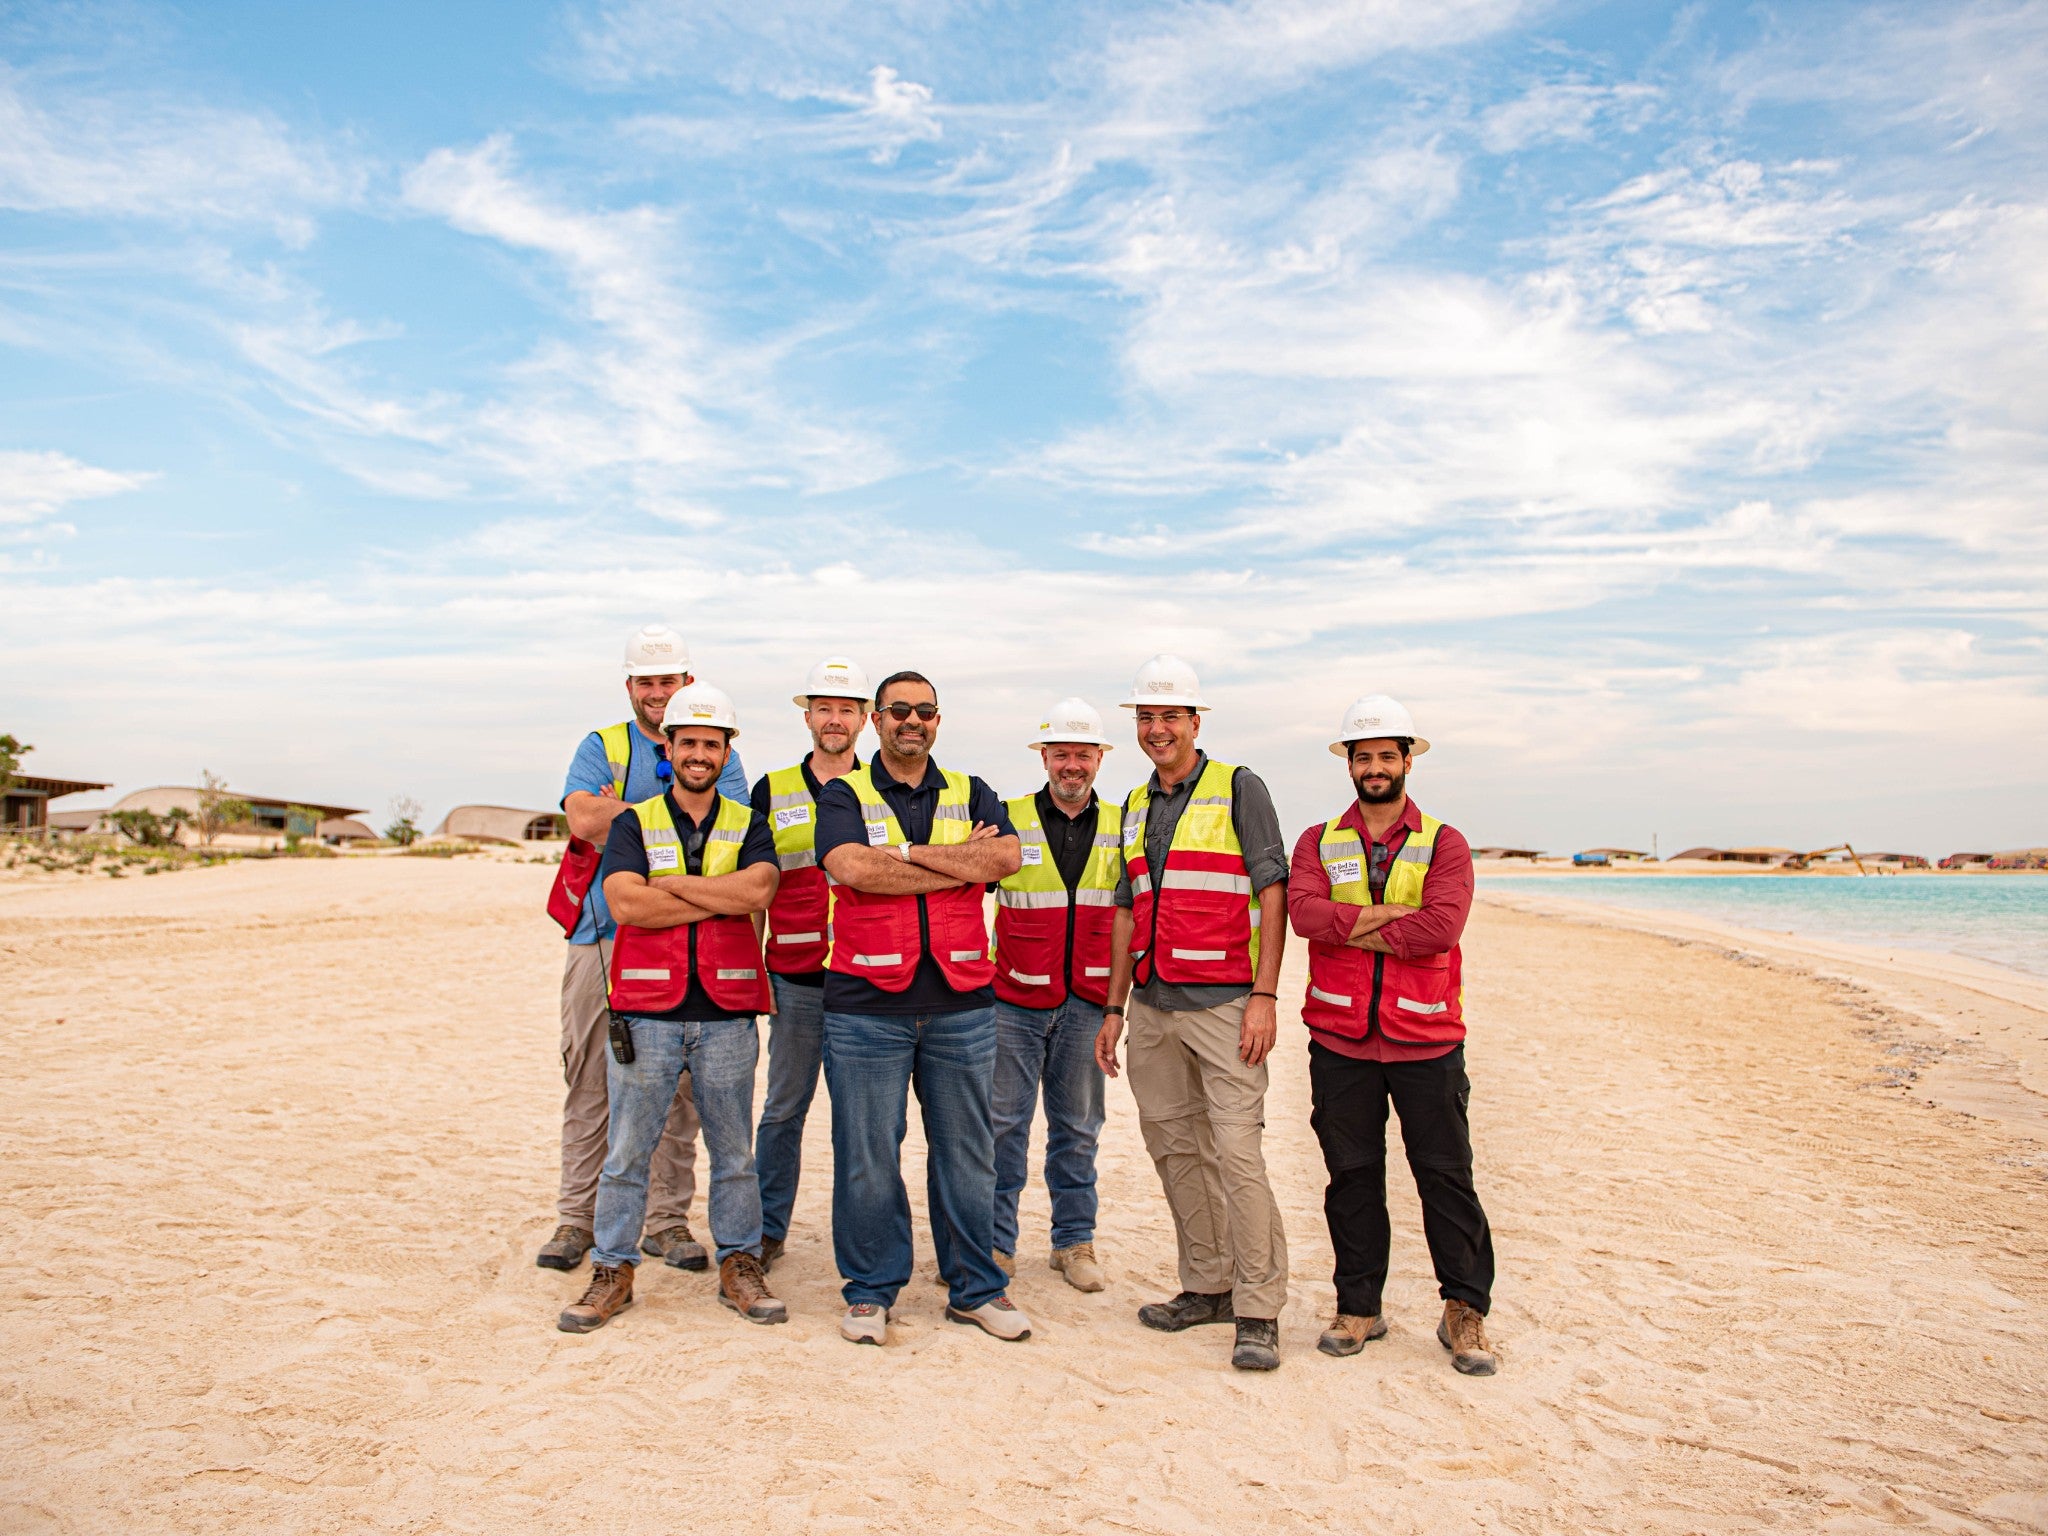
[{"left": 1476, "top": 884, "right": 2048, "bottom": 1147}]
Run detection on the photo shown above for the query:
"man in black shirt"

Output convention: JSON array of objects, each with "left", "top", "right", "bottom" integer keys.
[{"left": 989, "top": 698, "right": 1123, "bottom": 1293}]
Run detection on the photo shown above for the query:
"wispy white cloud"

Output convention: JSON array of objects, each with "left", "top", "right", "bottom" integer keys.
[{"left": 0, "top": 448, "right": 151, "bottom": 533}]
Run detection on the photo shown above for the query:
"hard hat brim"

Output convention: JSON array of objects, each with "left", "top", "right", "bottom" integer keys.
[
  {"left": 625, "top": 663, "right": 691, "bottom": 678},
  {"left": 792, "top": 692, "right": 874, "bottom": 709},
  {"left": 1117, "top": 697, "right": 1210, "bottom": 711},
  {"left": 1331, "top": 735, "right": 1429, "bottom": 757},
  {"left": 1028, "top": 736, "right": 1115, "bottom": 750}
]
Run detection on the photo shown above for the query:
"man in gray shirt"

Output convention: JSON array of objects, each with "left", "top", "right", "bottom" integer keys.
[{"left": 1094, "top": 655, "right": 1291, "bottom": 1371}]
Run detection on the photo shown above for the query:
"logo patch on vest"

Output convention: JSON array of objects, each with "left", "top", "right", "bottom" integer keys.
[
  {"left": 647, "top": 844, "right": 680, "bottom": 872},
  {"left": 1324, "top": 856, "right": 1362, "bottom": 885},
  {"left": 1020, "top": 844, "right": 1043, "bottom": 866},
  {"left": 866, "top": 821, "right": 889, "bottom": 846},
  {"left": 773, "top": 805, "right": 810, "bottom": 831}
]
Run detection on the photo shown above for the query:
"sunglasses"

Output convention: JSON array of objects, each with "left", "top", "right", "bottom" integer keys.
[{"left": 879, "top": 701, "right": 939, "bottom": 721}]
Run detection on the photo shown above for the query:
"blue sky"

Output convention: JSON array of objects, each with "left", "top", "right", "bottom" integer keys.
[{"left": 4, "top": 0, "right": 2044, "bottom": 854}]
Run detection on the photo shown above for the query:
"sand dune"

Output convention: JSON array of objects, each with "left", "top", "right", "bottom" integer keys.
[{"left": 2, "top": 857, "right": 2045, "bottom": 1532}]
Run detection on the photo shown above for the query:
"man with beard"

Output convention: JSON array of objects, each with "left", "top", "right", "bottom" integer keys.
[
  {"left": 558, "top": 683, "right": 782, "bottom": 1332},
  {"left": 814, "top": 671, "right": 1030, "bottom": 1346},
  {"left": 989, "top": 698, "right": 1121, "bottom": 1292},
  {"left": 1094, "top": 655, "right": 1293, "bottom": 1372},
  {"left": 536, "top": 624, "right": 750, "bottom": 1275},
  {"left": 1285, "top": 695, "right": 1496, "bottom": 1376},
  {"left": 749, "top": 657, "right": 872, "bottom": 1272}
]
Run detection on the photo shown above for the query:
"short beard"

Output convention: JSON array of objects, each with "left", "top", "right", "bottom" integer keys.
[
  {"left": 1354, "top": 769, "right": 1406, "bottom": 805},
  {"left": 1049, "top": 777, "right": 1091, "bottom": 806}
]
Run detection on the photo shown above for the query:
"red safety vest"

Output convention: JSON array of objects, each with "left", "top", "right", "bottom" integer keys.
[
  {"left": 827, "top": 764, "right": 996, "bottom": 994},
  {"left": 762, "top": 761, "right": 848, "bottom": 975},
  {"left": 545, "top": 721, "right": 635, "bottom": 937},
  {"left": 606, "top": 792, "right": 771, "bottom": 1015},
  {"left": 1300, "top": 807, "right": 1465, "bottom": 1046},
  {"left": 992, "top": 793, "right": 1121, "bottom": 1007},
  {"left": 1123, "top": 757, "right": 1260, "bottom": 988}
]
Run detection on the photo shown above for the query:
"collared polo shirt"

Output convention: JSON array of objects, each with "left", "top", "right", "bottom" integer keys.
[
  {"left": 750, "top": 754, "right": 862, "bottom": 990},
  {"left": 814, "top": 755, "right": 1016, "bottom": 1016}
]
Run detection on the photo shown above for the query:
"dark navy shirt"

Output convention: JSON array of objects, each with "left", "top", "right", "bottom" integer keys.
[
  {"left": 814, "top": 756, "right": 1016, "bottom": 1016},
  {"left": 600, "top": 790, "right": 776, "bottom": 1022}
]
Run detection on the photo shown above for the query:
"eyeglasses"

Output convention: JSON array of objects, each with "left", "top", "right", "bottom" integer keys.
[{"left": 879, "top": 702, "right": 938, "bottom": 721}]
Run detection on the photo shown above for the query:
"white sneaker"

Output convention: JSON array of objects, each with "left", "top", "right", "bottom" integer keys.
[
  {"left": 840, "top": 1303, "right": 890, "bottom": 1345},
  {"left": 1051, "top": 1241, "right": 1106, "bottom": 1293},
  {"left": 946, "top": 1295, "right": 1032, "bottom": 1341}
]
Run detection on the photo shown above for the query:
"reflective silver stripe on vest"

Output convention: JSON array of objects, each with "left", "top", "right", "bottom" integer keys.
[
  {"left": 1082, "top": 966, "right": 1111, "bottom": 977},
  {"left": 708, "top": 827, "right": 745, "bottom": 844},
  {"left": 769, "top": 790, "right": 812, "bottom": 809},
  {"left": 1007, "top": 968, "right": 1052, "bottom": 987},
  {"left": 620, "top": 968, "right": 671, "bottom": 980},
  {"left": 1091, "top": 833, "right": 1120, "bottom": 849},
  {"left": 1018, "top": 827, "right": 1047, "bottom": 845},
  {"left": 1308, "top": 985, "right": 1353, "bottom": 1008},
  {"left": 1171, "top": 948, "right": 1225, "bottom": 961},
  {"left": 1130, "top": 873, "right": 1154, "bottom": 897},
  {"left": 644, "top": 827, "right": 681, "bottom": 845},
  {"left": 1158, "top": 869, "right": 1251, "bottom": 894},
  {"left": 949, "top": 949, "right": 984, "bottom": 962},
  {"left": 1395, "top": 844, "right": 1434, "bottom": 865},
  {"left": 1396, "top": 996, "right": 1448, "bottom": 1015},
  {"left": 860, "top": 805, "right": 890, "bottom": 826},
  {"left": 1187, "top": 794, "right": 1231, "bottom": 806},
  {"left": 853, "top": 952, "right": 902, "bottom": 967},
  {"left": 933, "top": 803, "right": 971, "bottom": 821},
  {"left": 774, "top": 931, "right": 822, "bottom": 944},
  {"left": 997, "top": 888, "right": 1068, "bottom": 908},
  {"left": 776, "top": 848, "right": 817, "bottom": 871},
  {"left": 715, "top": 968, "right": 760, "bottom": 980},
  {"left": 1073, "top": 888, "right": 1117, "bottom": 907}
]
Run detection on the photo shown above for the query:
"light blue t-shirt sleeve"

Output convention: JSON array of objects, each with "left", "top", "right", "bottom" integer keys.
[
  {"left": 718, "top": 746, "right": 749, "bottom": 803},
  {"left": 560, "top": 731, "right": 613, "bottom": 809}
]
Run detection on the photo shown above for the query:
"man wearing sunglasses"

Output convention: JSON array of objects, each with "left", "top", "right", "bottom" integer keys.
[{"left": 814, "top": 671, "right": 1030, "bottom": 1346}]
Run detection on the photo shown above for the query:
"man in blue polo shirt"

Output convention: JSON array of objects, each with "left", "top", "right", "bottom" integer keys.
[
  {"left": 537, "top": 624, "right": 749, "bottom": 1275},
  {"left": 814, "top": 670, "right": 1030, "bottom": 1346}
]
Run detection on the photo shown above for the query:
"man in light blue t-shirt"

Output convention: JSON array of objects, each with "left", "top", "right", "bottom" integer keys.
[{"left": 536, "top": 624, "right": 750, "bottom": 1274}]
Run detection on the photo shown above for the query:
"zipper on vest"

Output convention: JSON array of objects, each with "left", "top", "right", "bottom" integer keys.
[{"left": 1366, "top": 840, "right": 1386, "bottom": 1038}]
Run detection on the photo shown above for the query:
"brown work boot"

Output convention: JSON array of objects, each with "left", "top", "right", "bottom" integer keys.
[
  {"left": 718, "top": 1252, "right": 789, "bottom": 1325},
  {"left": 535, "top": 1223, "right": 594, "bottom": 1271},
  {"left": 1317, "top": 1312, "right": 1388, "bottom": 1357},
  {"left": 1050, "top": 1241, "right": 1106, "bottom": 1293},
  {"left": 557, "top": 1261, "right": 634, "bottom": 1333},
  {"left": 641, "top": 1222, "right": 708, "bottom": 1271},
  {"left": 1438, "top": 1299, "right": 1498, "bottom": 1375}
]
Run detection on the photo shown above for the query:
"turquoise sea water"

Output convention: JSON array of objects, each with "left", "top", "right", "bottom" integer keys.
[{"left": 1477, "top": 873, "right": 2048, "bottom": 980}]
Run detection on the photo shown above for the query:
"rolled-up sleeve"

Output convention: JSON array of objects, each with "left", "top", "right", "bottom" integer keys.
[
  {"left": 1381, "top": 823, "right": 1474, "bottom": 959},
  {"left": 1286, "top": 824, "right": 1360, "bottom": 946},
  {"left": 1229, "top": 768, "right": 1289, "bottom": 893}
]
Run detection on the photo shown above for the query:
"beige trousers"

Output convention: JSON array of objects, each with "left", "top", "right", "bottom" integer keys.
[
  {"left": 557, "top": 940, "right": 698, "bottom": 1230},
  {"left": 1125, "top": 994, "right": 1289, "bottom": 1318}
]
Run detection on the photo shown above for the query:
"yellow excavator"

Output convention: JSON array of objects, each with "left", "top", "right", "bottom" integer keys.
[{"left": 1783, "top": 844, "right": 1869, "bottom": 874}]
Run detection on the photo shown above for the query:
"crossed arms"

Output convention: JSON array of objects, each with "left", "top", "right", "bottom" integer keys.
[
  {"left": 603, "top": 863, "right": 778, "bottom": 930},
  {"left": 821, "top": 822, "right": 1022, "bottom": 893}
]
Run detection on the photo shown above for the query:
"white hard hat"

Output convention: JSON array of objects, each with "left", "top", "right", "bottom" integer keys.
[
  {"left": 661, "top": 682, "right": 741, "bottom": 738},
  {"left": 1330, "top": 694, "right": 1429, "bottom": 757},
  {"left": 1118, "top": 654, "right": 1210, "bottom": 712},
  {"left": 623, "top": 623, "right": 690, "bottom": 678},
  {"left": 792, "top": 656, "right": 873, "bottom": 709},
  {"left": 1028, "top": 697, "right": 1116, "bottom": 750}
]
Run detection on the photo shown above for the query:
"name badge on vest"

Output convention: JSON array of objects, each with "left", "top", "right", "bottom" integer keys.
[
  {"left": 773, "top": 805, "right": 810, "bottom": 831},
  {"left": 1021, "top": 844, "right": 1043, "bottom": 866},
  {"left": 866, "top": 821, "right": 889, "bottom": 846},
  {"left": 647, "top": 844, "right": 681, "bottom": 873},
  {"left": 1324, "top": 856, "right": 1362, "bottom": 885},
  {"left": 1123, "top": 819, "right": 1142, "bottom": 848}
]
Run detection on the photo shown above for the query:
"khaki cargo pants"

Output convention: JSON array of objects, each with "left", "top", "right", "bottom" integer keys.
[
  {"left": 1125, "top": 993, "right": 1289, "bottom": 1318},
  {"left": 557, "top": 940, "right": 698, "bottom": 1230}
]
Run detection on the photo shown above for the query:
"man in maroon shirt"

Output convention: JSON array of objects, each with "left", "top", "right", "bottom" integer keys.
[{"left": 1286, "top": 696, "right": 1497, "bottom": 1375}]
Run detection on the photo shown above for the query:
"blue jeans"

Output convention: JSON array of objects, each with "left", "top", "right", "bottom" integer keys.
[
  {"left": 594, "top": 1015, "right": 762, "bottom": 1269},
  {"left": 823, "top": 1006, "right": 1007, "bottom": 1311},
  {"left": 993, "top": 996, "right": 1107, "bottom": 1255},
  {"left": 756, "top": 976, "right": 827, "bottom": 1243}
]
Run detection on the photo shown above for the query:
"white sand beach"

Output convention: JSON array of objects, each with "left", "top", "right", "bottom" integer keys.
[{"left": 3, "top": 856, "right": 2045, "bottom": 1532}]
